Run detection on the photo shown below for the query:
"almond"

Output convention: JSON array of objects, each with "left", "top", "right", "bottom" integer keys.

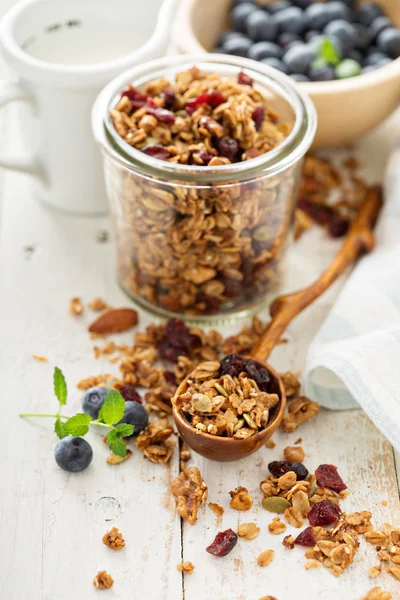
[{"left": 88, "top": 308, "right": 138, "bottom": 334}]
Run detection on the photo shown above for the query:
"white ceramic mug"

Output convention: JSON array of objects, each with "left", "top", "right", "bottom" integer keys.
[{"left": 0, "top": 0, "right": 177, "bottom": 214}]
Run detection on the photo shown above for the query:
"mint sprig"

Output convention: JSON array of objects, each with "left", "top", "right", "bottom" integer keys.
[
  {"left": 20, "top": 368, "right": 134, "bottom": 459},
  {"left": 314, "top": 37, "right": 342, "bottom": 68}
]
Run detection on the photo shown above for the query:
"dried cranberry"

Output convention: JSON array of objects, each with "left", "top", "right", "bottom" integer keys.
[
  {"left": 196, "top": 293, "right": 220, "bottom": 314},
  {"left": 206, "top": 529, "right": 238, "bottom": 557},
  {"left": 315, "top": 464, "right": 347, "bottom": 492},
  {"left": 158, "top": 340, "right": 182, "bottom": 362},
  {"left": 297, "top": 197, "right": 334, "bottom": 226},
  {"left": 308, "top": 500, "right": 341, "bottom": 527},
  {"left": 244, "top": 359, "right": 270, "bottom": 392},
  {"left": 158, "top": 318, "right": 200, "bottom": 362},
  {"left": 294, "top": 527, "right": 316, "bottom": 547},
  {"left": 329, "top": 217, "right": 349, "bottom": 238},
  {"left": 142, "top": 145, "right": 171, "bottom": 161},
  {"left": 220, "top": 354, "right": 247, "bottom": 378},
  {"left": 218, "top": 136, "right": 239, "bottom": 162},
  {"left": 268, "top": 461, "right": 309, "bottom": 481},
  {"left": 163, "top": 370, "right": 177, "bottom": 386},
  {"left": 185, "top": 91, "right": 225, "bottom": 115},
  {"left": 193, "top": 150, "right": 214, "bottom": 166},
  {"left": 221, "top": 278, "right": 242, "bottom": 299},
  {"left": 121, "top": 87, "right": 148, "bottom": 110},
  {"left": 162, "top": 88, "right": 176, "bottom": 110},
  {"left": 119, "top": 384, "right": 142, "bottom": 404},
  {"left": 238, "top": 71, "right": 253, "bottom": 86},
  {"left": 252, "top": 106, "right": 265, "bottom": 131},
  {"left": 146, "top": 106, "right": 175, "bottom": 124}
]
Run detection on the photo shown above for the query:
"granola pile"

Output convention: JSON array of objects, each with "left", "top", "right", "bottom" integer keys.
[
  {"left": 110, "top": 66, "right": 290, "bottom": 166},
  {"left": 107, "top": 65, "right": 299, "bottom": 317},
  {"left": 173, "top": 355, "right": 280, "bottom": 439}
]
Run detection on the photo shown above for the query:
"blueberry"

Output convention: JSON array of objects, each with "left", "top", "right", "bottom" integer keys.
[
  {"left": 216, "top": 30, "right": 245, "bottom": 47},
  {"left": 326, "top": 1, "right": 351, "bottom": 22},
  {"left": 286, "top": 40, "right": 305, "bottom": 51},
  {"left": 268, "top": 0, "right": 291, "bottom": 14},
  {"left": 82, "top": 386, "right": 109, "bottom": 420},
  {"left": 278, "top": 32, "right": 302, "bottom": 48},
  {"left": 308, "top": 34, "right": 326, "bottom": 52},
  {"left": 117, "top": 400, "right": 149, "bottom": 436},
  {"left": 274, "top": 7, "right": 308, "bottom": 35},
  {"left": 290, "top": 73, "right": 310, "bottom": 81},
  {"left": 353, "top": 24, "right": 373, "bottom": 50},
  {"left": 283, "top": 44, "right": 316, "bottom": 74},
  {"left": 355, "top": 3, "right": 384, "bottom": 27},
  {"left": 370, "top": 16, "right": 393, "bottom": 41},
  {"left": 54, "top": 436, "right": 93, "bottom": 472},
  {"left": 377, "top": 28, "right": 400, "bottom": 59},
  {"left": 305, "top": 30, "right": 321, "bottom": 42},
  {"left": 362, "top": 59, "right": 391, "bottom": 73},
  {"left": 328, "top": 33, "right": 348, "bottom": 57},
  {"left": 231, "top": 0, "right": 256, "bottom": 5},
  {"left": 223, "top": 35, "right": 253, "bottom": 56},
  {"left": 248, "top": 41, "right": 283, "bottom": 61},
  {"left": 364, "top": 51, "right": 387, "bottom": 66},
  {"left": 305, "top": 3, "right": 333, "bottom": 31},
  {"left": 309, "top": 63, "right": 335, "bottom": 80},
  {"left": 260, "top": 57, "right": 289, "bottom": 74},
  {"left": 231, "top": 3, "right": 257, "bottom": 33},
  {"left": 292, "top": 0, "right": 312, "bottom": 7},
  {"left": 246, "top": 10, "right": 278, "bottom": 42},
  {"left": 335, "top": 58, "right": 361, "bottom": 78},
  {"left": 345, "top": 48, "right": 363, "bottom": 62},
  {"left": 329, "top": 0, "right": 355, "bottom": 7},
  {"left": 324, "top": 20, "right": 357, "bottom": 46}
]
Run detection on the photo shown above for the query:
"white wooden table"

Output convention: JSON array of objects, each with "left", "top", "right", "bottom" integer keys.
[{"left": 1, "top": 13, "right": 400, "bottom": 598}]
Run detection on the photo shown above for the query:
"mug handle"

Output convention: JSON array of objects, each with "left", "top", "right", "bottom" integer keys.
[{"left": 0, "top": 80, "right": 40, "bottom": 176}]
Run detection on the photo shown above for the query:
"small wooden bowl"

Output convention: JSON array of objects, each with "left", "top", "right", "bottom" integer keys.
[
  {"left": 172, "top": 359, "right": 286, "bottom": 462},
  {"left": 172, "top": 0, "right": 400, "bottom": 147}
]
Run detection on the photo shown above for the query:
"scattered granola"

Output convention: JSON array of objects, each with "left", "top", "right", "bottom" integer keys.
[
  {"left": 69, "top": 297, "right": 83, "bottom": 316},
  {"left": 268, "top": 517, "right": 287, "bottom": 535},
  {"left": 77, "top": 374, "right": 113, "bottom": 390},
  {"left": 171, "top": 466, "right": 208, "bottom": 525},
  {"left": 135, "top": 421, "right": 174, "bottom": 464},
  {"left": 279, "top": 372, "right": 301, "bottom": 400},
  {"left": 93, "top": 571, "right": 114, "bottom": 590},
  {"left": 282, "top": 534, "right": 295, "bottom": 549},
  {"left": 106, "top": 449, "right": 132, "bottom": 465},
  {"left": 359, "top": 590, "right": 392, "bottom": 600},
  {"left": 102, "top": 527, "right": 125, "bottom": 551},
  {"left": 173, "top": 356, "right": 280, "bottom": 439},
  {"left": 265, "top": 438, "right": 276, "bottom": 449},
  {"left": 177, "top": 561, "right": 195, "bottom": 574},
  {"left": 369, "top": 565, "right": 382, "bottom": 579},
  {"left": 222, "top": 317, "right": 266, "bottom": 356},
  {"left": 209, "top": 503, "right": 224, "bottom": 517},
  {"left": 237, "top": 522, "right": 260, "bottom": 540},
  {"left": 88, "top": 297, "right": 109, "bottom": 312},
  {"left": 32, "top": 354, "right": 48, "bottom": 362},
  {"left": 284, "top": 506, "right": 304, "bottom": 528},
  {"left": 259, "top": 596, "right": 278, "bottom": 600},
  {"left": 229, "top": 486, "right": 253, "bottom": 511},
  {"left": 304, "top": 559, "right": 321, "bottom": 570},
  {"left": 257, "top": 549, "right": 275, "bottom": 567},
  {"left": 365, "top": 523, "right": 400, "bottom": 580},
  {"left": 284, "top": 446, "right": 305, "bottom": 463},
  {"left": 280, "top": 397, "right": 320, "bottom": 433}
]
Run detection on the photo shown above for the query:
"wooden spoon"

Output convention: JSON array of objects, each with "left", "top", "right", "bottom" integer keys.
[{"left": 172, "top": 186, "right": 383, "bottom": 462}]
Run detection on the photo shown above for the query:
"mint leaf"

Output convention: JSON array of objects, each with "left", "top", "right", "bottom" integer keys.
[
  {"left": 99, "top": 389, "right": 125, "bottom": 425},
  {"left": 54, "top": 367, "right": 67, "bottom": 406},
  {"left": 54, "top": 418, "right": 68, "bottom": 439},
  {"left": 114, "top": 423, "right": 134, "bottom": 437},
  {"left": 320, "top": 37, "right": 341, "bottom": 65},
  {"left": 107, "top": 429, "right": 127, "bottom": 458},
  {"left": 64, "top": 413, "right": 92, "bottom": 436}
]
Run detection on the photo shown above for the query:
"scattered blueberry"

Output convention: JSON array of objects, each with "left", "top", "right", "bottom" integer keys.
[
  {"left": 82, "top": 386, "right": 109, "bottom": 420},
  {"left": 215, "top": 30, "right": 245, "bottom": 47},
  {"left": 345, "top": 48, "right": 363, "bottom": 62},
  {"left": 283, "top": 44, "right": 316, "bottom": 74},
  {"left": 248, "top": 41, "right": 283, "bottom": 61},
  {"left": 54, "top": 436, "right": 93, "bottom": 472},
  {"left": 223, "top": 35, "right": 253, "bottom": 56},
  {"left": 274, "top": 7, "right": 308, "bottom": 35},
  {"left": 377, "top": 28, "right": 400, "bottom": 59},
  {"left": 355, "top": 2, "right": 384, "bottom": 27},
  {"left": 370, "top": 16, "right": 393, "bottom": 40},
  {"left": 326, "top": 1, "right": 351, "bottom": 22},
  {"left": 278, "top": 32, "right": 302, "bottom": 48},
  {"left": 335, "top": 58, "right": 361, "bottom": 78},
  {"left": 364, "top": 50, "right": 388, "bottom": 66},
  {"left": 260, "top": 57, "right": 289, "bottom": 74},
  {"left": 117, "top": 401, "right": 149, "bottom": 436},
  {"left": 290, "top": 73, "right": 310, "bottom": 81},
  {"left": 309, "top": 62, "right": 336, "bottom": 80},
  {"left": 305, "top": 3, "right": 332, "bottom": 31},
  {"left": 268, "top": 0, "right": 291, "bottom": 14},
  {"left": 246, "top": 10, "right": 278, "bottom": 42},
  {"left": 353, "top": 24, "right": 372, "bottom": 50},
  {"left": 324, "top": 20, "right": 357, "bottom": 46},
  {"left": 231, "top": 3, "right": 257, "bottom": 33},
  {"left": 305, "top": 29, "right": 321, "bottom": 42}
]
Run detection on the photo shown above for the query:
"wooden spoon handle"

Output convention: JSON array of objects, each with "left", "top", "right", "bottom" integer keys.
[{"left": 252, "top": 185, "right": 383, "bottom": 363}]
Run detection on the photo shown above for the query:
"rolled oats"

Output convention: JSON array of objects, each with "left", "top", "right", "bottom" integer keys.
[
  {"left": 268, "top": 517, "right": 287, "bottom": 535},
  {"left": 106, "top": 449, "right": 132, "bottom": 465},
  {"left": 360, "top": 589, "right": 392, "bottom": 600},
  {"left": 177, "top": 561, "right": 195, "bottom": 574},
  {"left": 280, "top": 396, "right": 320, "bottom": 433},
  {"left": 209, "top": 503, "right": 224, "bottom": 517},
  {"left": 282, "top": 534, "right": 295, "bottom": 549},
  {"left": 171, "top": 466, "right": 208, "bottom": 525},
  {"left": 284, "top": 506, "right": 304, "bottom": 528},
  {"left": 229, "top": 486, "right": 253, "bottom": 511},
  {"left": 69, "top": 297, "right": 83, "bottom": 316},
  {"left": 238, "top": 522, "right": 260, "bottom": 540},
  {"left": 257, "top": 549, "right": 275, "bottom": 567}
]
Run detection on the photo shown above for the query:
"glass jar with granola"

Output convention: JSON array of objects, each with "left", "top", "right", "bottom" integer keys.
[{"left": 92, "top": 55, "right": 316, "bottom": 322}]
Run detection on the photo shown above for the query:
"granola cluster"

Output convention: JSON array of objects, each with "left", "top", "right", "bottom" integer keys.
[
  {"left": 365, "top": 524, "right": 400, "bottom": 582},
  {"left": 171, "top": 466, "right": 208, "bottom": 525},
  {"left": 173, "top": 358, "right": 280, "bottom": 439},
  {"left": 135, "top": 420, "right": 175, "bottom": 464},
  {"left": 106, "top": 66, "right": 298, "bottom": 317},
  {"left": 110, "top": 66, "right": 290, "bottom": 166}
]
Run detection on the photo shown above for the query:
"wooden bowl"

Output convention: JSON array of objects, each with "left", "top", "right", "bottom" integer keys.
[
  {"left": 172, "top": 0, "right": 400, "bottom": 147},
  {"left": 172, "top": 360, "right": 286, "bottom": 462}
]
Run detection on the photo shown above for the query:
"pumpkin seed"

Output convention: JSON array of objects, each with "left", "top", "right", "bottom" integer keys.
[
  {"left": 191, "top": 393, "right": 212, "bottom": 413},
  {"left": 213, "top": 382, "right": 228, "bottom": 397},
  {"left": 243, "top": 413, "right": 258, "bottom": 430},
  {"left": 262, "top": 496, "right": 291, "bottom": 514},
  {"left": 233, "top": 418, "right": 245, "bottom": 432}
]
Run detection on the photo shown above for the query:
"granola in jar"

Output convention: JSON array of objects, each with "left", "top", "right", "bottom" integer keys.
[{"left": 93, "top": 55, "right": 316, "bottom": 319}]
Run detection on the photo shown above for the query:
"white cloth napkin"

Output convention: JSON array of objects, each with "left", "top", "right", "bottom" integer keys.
[{"left": 304, "top": 144, "right": 400, "bottom": 452}]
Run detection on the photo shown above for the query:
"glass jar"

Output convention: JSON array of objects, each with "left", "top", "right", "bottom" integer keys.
[{"left": 92, "top": 54, "right": 317, "bottom": 323}]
